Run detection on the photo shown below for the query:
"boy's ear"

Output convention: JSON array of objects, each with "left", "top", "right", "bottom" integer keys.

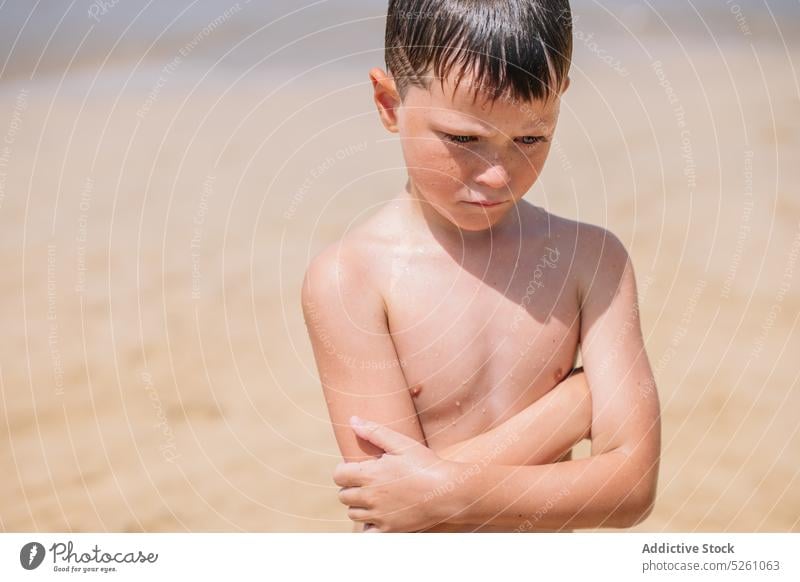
[
  {"left": 562, "top": 76, "right": 571, "bottom": 94},
  {"left": 369, "top": 67, "right": 401, "bottom": 133}
]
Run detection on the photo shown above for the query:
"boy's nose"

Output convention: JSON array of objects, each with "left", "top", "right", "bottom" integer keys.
[{"left": 474, "top": 163, "right": 511, "bottom": 189}]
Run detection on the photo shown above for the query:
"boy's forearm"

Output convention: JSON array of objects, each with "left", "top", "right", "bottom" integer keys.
[
  {"left": 422, "top": 371, "right": 591, "bottom": 531},
  {"left": 437, "top": 369, "right": 590, "bottom": 467},
  {"left": 346, "top": 370, "right": 594, "bottom": 532},
  {"left": 441, "top": 446, "right": 657, "bottom": 530}
]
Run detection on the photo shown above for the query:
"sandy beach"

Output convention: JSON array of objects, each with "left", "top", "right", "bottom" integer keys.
[{"left": 0, "top": 1, "right": 798, "bottom": 532}]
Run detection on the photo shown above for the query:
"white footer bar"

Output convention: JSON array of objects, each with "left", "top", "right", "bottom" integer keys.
[{"left": 1, "top": 533, "right": 798, "bottom": 581}]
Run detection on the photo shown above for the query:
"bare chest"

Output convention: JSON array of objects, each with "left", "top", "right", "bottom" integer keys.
[{"left": 381, "top": 243, "right": 581, "bottom": 448}]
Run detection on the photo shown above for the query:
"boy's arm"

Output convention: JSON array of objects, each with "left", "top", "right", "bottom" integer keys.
[
  {"left": 336, "top": 231, "right": 661, "bottom": 531},
  {"left": 437, "top": 368, "right": 591, "bottom": 466},
  {"left": 301, "top": 243, "right": 426, "bottom": 462},
  {"left": 426, "top": 369, "right": 591, "bottom": 532},
  {"left": 440, "top": 231, "right": 661, "bottom": 529},
  {"left": 303, "top": 243, "right": 594, "bottom": 531}
]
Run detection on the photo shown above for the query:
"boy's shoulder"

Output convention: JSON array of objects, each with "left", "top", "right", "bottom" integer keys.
[
  {"left": 303, "top": 204, "right": 632, "bottom": 303},
  {"left": 532, "top": 206, "right": 628, "bottom": 260},
  {"left": 536, "top": 207, "right": 632, "bottom": 294},
  {"left": 302, "top": 210, "right": 395, "bottom": 303}
]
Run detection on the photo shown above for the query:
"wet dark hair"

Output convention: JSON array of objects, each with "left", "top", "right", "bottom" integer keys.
[{"left": 385, "top": 0, "right": 573, "bottom": 104}]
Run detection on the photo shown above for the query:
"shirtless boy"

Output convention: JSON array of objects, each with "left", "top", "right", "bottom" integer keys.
[{"left": 302, "top": 0, "right": 660, "bottom": 533}]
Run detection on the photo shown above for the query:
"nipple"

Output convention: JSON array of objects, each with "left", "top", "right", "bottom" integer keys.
[{"left": 410, "top": 385, "right": 423, "bottom": 398}]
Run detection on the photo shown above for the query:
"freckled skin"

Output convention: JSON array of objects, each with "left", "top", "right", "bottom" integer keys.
[
  {"left": 315, "top": 67, "right": 619, "bottom": 533},
  {"left": 330, "top": 70, "right": 586, "bottom": 532},
  {"left": 310, "top": 56, "right": 661, "bottom": 528}
]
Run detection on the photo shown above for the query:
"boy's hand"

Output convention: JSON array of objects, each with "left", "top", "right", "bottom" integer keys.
[{"left": 333, "top": 416, "right": 460, "bottom": 532}]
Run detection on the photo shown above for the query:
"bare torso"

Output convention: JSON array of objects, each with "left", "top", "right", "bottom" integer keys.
[{"left": 350, "top": 197, "right": 583, "bottom": 532}]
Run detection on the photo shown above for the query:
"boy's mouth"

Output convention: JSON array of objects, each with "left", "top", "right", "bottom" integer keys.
[{"left": 463, "top": 200, "right": 508, "bottom": 208}]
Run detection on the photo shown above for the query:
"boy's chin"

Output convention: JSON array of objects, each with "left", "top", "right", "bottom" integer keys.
[{"left": 449, "top": 213, "right": 511, "bottom": 234}]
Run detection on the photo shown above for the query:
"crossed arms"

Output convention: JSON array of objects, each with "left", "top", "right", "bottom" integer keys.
[{"left": 302, "top": 230, "right": 661, "bottom": 532}]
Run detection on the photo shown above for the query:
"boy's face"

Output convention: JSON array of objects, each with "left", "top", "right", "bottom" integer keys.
[{"left": 371, "top": 68, "right": 567, "bottom": 234}]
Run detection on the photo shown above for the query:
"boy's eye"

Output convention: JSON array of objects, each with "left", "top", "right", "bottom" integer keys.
[
  {"left": 441, "top": 133, "right": 547, "bottom": 147},
  {"left": 442, "top": 133, "right": 476, "bottom": 144},
  {"left": 517, "top": 136, "right": 547, "bottom": 146}
]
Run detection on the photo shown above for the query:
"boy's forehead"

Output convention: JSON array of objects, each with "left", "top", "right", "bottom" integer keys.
[{"left": 409, "top": 71, "right": 559, "bottom": 129}]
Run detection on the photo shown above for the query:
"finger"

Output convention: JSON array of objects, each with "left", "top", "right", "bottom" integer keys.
[
  {"left": 332, "top": 460, "right": 376, "bottom": 487},
  {"left": 338, "top": 486, "right": 369, "bottom": 508},
  {"left": 350, "top": 416, "right": 422, "bottom": 455},
  {"left": 347, "top": 506, "right": 373, "bottom": 523}
]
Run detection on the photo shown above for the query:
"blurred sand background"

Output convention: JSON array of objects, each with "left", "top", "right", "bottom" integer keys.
[{"left": 0, "top": 0, "right": 798, "bottom": 532}]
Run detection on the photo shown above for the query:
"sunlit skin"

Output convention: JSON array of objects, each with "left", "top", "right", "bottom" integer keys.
[
  {"left": 302, "top": 65, "right": 661, "bottom": 533},
  {"left": 380, "top": 67, "right": 568, "bottom": 241}
]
